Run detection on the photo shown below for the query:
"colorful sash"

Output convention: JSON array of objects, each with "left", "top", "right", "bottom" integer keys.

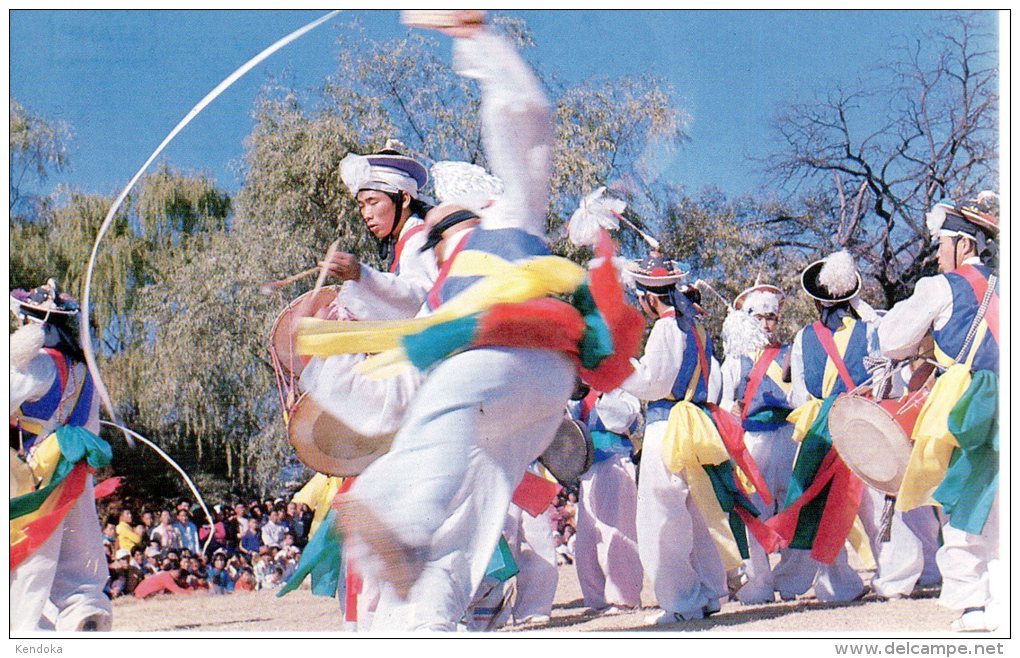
[{"left": 10, "top": 425, "right": 112, "bottom": 569}]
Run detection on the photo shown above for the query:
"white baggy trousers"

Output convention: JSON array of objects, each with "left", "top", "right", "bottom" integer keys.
[
  {"left": 351, "top": 347, "right": 575, "bottom": 630},
  {"left": 636, "top": 419, "right": 727, "bottom": 617},
  {"left": 10, "top": 475, "right": 112, "bottom": 632},
  {"left": 575, "top": 453, "right": 643, "bottom": 609}
]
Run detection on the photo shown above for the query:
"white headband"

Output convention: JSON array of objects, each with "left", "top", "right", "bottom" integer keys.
[{"left": 339, "top": 154, "right": 420, "bottom": 197}]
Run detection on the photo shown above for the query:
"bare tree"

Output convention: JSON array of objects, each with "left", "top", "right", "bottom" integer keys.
[{"left": 764, "top": 12, "right": 998, "bottom": 305}]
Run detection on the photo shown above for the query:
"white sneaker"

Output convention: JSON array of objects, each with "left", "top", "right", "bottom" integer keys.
[
  {"left": 644, "top": 608, "right": 704, "bottom": 625},
  {"left": 517, "top": 614, "right": 551, "bottom": 625},
  {"left": 950, "top": 609, "right": 997, "bottom": 633}
]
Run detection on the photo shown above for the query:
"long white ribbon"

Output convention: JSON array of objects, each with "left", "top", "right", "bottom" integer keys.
[
  {"left": 100, "top": 419, "right": 217, "bottom": 556},
  {"left": 80, "top": 11, "right": 341, "bottom": 447}
]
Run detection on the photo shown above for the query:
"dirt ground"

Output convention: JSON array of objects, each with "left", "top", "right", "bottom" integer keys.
[{"left": 110, "top": 562, "right": 973, "bottom": 636}]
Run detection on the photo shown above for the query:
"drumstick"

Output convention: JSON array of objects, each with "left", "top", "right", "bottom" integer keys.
[
  {"left": 694, "top": 279, "right": 732, "bottom": 308},
  {"left": 259, "top": 267, "right": 320, "bottom": 296},
  {"left": 301, "top": 239, "right": 340, "bottom": 318}
]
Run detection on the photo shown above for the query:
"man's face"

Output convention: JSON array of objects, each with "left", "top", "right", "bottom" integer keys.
[
  {"left": 177, "top": 511, "right": 189, "bottom": 524},
  {"left": 235, "top": 504, "right": 246, "bottom": 517},
  {"left": 356, "top": 190, "right": 399, "bottom": 238},
  {"left": 753, "top": 312, "right": 779, "bottom": 337},
  {"left": 269, "top": 511, "right": 279, "bottom": 523},
  {"left": 160, "top": 511, "right": 171, "bottom": 524},
  {"left": 142, "top": 512, "right": 153, "bottom": 525},
  {"left": 936, "top": 235, "right": 958, "bottom": 273}
]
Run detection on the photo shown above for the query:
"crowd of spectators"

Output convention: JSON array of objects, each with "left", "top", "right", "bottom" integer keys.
[{"left": 99, "top": 497, "right": 315, "bottom": 600}]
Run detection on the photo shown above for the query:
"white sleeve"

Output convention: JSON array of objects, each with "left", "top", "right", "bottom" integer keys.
[
  {"left": 719, "top": 356, "right": 741, "bottom": 413},
  {"left": 453, "top": 30, "right": 553, "bottom": 237},
  {"left": 10, "top": 353, "right": 57, "bottom": 415},
  {"left": 620, "top": 319, "right": 684, "bottom": 401},
  {"left": 593, "top": 389, "right": 641, "bottom": 435},
  {"left": 789, "top": 329, "right": 810, "bottom": 408},
  {"left": 708, "top": 356, "right": 722, "bottom": 405},
  {"left": 877, "top": 275, "right": 952, "bottom": 361},
  {"left": 339, "top": 226, "right": 439, "bottom": 321},
  {"left": 299, "top": 354, "right": 422, "bottom": 438}
]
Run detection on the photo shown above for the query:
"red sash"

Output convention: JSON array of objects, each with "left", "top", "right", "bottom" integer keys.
[
  {"left": 741, "top": 346, "right": 780, "bottom": 423},
  {"left": 42, "top": 348, "right": 69, "bottom": 393},
  {"left": 389, "top": 224, "right": 427, "bottom": 274},
  {"left": 426, "top": 230, "right": 474, "bottom": 310},
  {"left": 810, "top": 322, "right": 857, "bottom": 391},
  {"left": 707, "top": 403, "right": 772, "bottom": 506},
  {"left": 955, "top": 265, "right": 999, "bottom": 344}
]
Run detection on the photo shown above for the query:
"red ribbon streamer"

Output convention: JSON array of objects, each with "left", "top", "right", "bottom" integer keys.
[
  {"left": 11, "top": 462, "right": 91, "bottom": 570},
  {"left": 706, "top": 403, "right": 772, "bottom": 507}
]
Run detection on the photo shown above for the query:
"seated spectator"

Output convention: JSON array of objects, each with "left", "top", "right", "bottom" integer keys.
[
  {"left": 105, "top": 549, "right": 133, "bottom": 598},
  {"left": 144, "top": 539, "right": 162, "bottom": 560},
  {"left": 116, "top": 509, "right": 143, "bottom": 553},
  {"left": 239, "top": 518, "right": 262, "bottom": 557},
  {"left": 151, "top": 510, "right": 183, "bottom": 552},
  {"left": 207, "top": 553, "right": 235, "bottom": 594},
  {"left": 173, "top": 509, "right": 201, "bottom": 554},
  {"left": 261, "top": 510, "right": 286, "bottom": 549},
  {"left": 263, "top": 566, "right": 285, "bottom": 589},
  {"left": 234, "top": 569, "right": 256, "bottom": 592},
  {"left": 134, "top": 559, "right": 194, "bottom": 599},
  {"left": 102, "top": 521, "right": 118, "bottom": 550},
  {"left": 140, "top": 510, "right": 156, "bottom": 538}
]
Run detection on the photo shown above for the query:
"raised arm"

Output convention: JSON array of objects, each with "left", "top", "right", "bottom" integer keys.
[{"left": 452, "top": 29, "right": 553, "bottom": 236}]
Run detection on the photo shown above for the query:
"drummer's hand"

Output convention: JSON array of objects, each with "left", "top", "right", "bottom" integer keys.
[{"left": 321, "top": 251, "right": 361, "bottom": 282}]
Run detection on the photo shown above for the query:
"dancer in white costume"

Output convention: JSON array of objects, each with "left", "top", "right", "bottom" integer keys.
[
  {"left": 620, "top": 258, "right": 728, "bottom": 624},
  {"left": 10, "top": 280, "right": 112, "bottom": 632},
  {"left": 719, "top": 283, "right": 811, "bottom": 604},
  {"left": 506, "top": 484, "right": 559, "bottom": 625},
  {"left": 572, "top": 386, "right": 644, "bottom": 611},
  {"left": 334, "top": 14, "right": 578, "bottom": 631},
  {"left": 877, "top": 193, "right": 999, "bottom": 632}
]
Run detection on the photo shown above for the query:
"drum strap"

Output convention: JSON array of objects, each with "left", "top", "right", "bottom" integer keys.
[
  {"left": 811, "top": 322, "right": 857, "bottom": 392},
  {"left": 741, "top": 346, "right": 780, "bottom": 423},
  {"left": 389, "top": 224, "right": 427, "bottom": 274},
  {"left": 955, "top": 265, "right": 998, "bottom": 353}
]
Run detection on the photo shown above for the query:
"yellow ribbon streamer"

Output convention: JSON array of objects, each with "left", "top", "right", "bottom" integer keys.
[
  {"left": 895, "top": 364, "right": 971, "bottom": 512},
  {"left": 297, "top": 252, "right": 586, "bottom": 358}
]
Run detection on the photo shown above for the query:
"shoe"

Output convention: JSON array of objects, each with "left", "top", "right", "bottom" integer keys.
[
  {"left": 517, "top": 614, "right": 551, "bottom": 625},
  {"left": 950, "top": 608, "right": 997, "bottom": 633},
  {"left": 644, "top": 608, "right": 704, "bottom": 625},
  {"left": 75, "top": 612, "right": 112, "bottom": 632},
  {"left": 703, "top": 599, "right": 722, "bottom": 616},
  {"left": 778, "top": 592, "right": 798, "bottom": 602}
]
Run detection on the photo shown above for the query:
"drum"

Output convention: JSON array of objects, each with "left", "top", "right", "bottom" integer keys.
[
  {"left": 286, "top": 392, "right": 395, "bottom": 477},
  {"left": 269, "top": 286, "right": 341, "bottom": 381},
  {"left": 828, "top": 389, "right": 929, "bottom": 495},
  {"left": 538, "top": 416, "right": 595, "bottom": 486}
]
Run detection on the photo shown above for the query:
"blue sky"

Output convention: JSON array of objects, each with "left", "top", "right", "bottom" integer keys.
[{"left": 8, "top": 9, "right": 998, "bottom": 203}]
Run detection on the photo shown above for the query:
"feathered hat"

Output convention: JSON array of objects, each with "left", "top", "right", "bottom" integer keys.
[
  {"left": 801, "top": 250, "right": 861, "bottom": 304},
  {"left": 925, "top": 191, "right": 1000, "bottom": 241},
  {"left": 733, "top": 283, "right": 785, "bottom": 317},
  {"left": 430, "top": 160, "right": 503, "bottom": 212},
  {"left": 625, "top": 254, "right": 690, "bottom": 291}
]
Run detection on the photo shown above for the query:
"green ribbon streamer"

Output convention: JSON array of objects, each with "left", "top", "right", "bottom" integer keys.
[
  {"left": 936, "top": 371, "right": 999, "bottom": 535},
  {"left": 277, "top": 508, "right": 343, "bottom": 598},
  {"left": 784, "top": 394, "right": 839, "bottom": 550},
  {"left": 703, "top": 461, "right": 759, "bottom": 560}
]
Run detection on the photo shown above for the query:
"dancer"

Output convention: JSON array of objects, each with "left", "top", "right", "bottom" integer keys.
[
  {"left": 299, "top": 11, "right": 641, "bottom": 630},
  {"left": 619, "top": 257, "right": 728, "bottom": 624},
  {"left": 878, "top": 193, "right": 999, "bottom": 632},
  {"left": 718, "top": 283, "right": 809, "bottom": 604},
  {"left": 10, "top": 280, "right": 113, "bottom": 632}
]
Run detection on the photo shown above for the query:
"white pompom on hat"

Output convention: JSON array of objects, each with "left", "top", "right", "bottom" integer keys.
[
  {"left": 801, "top": 250, "right": 861, "bottom": 304},
  {"left": 733, "top": 284, "right": 784, "bottom": 316}
]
